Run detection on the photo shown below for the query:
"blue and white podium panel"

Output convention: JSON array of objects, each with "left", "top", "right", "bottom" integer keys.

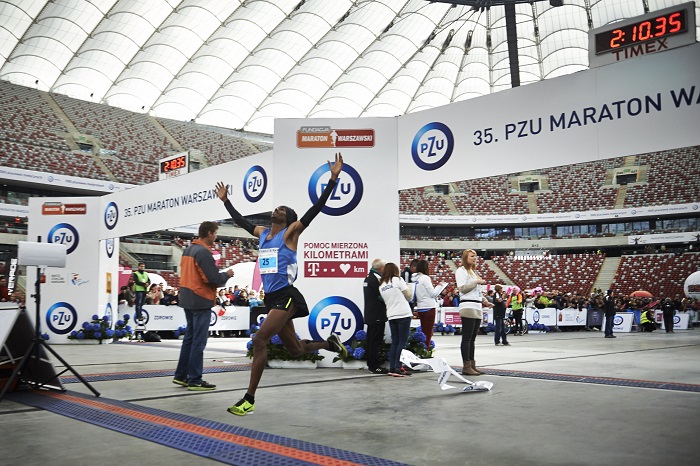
[
  {"left": 117, "top": 304, "right": 250, "bottom": 332},
  {"left": 526, "top": 308, "right": 558, "bottom": 327},
  {"left": 611, "top": 313, "right": 635, "bottom": 333}
]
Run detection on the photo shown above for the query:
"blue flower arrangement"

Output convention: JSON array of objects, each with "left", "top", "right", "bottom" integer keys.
[
  {"left": 332, "top": 329, "right": 376, "bottom": 363},
  {"left": 405, "top": 327, "right": 435, "bottom": 359},
  {"left": 434, "top": 321, "right": 456, "bottom": 335},
  {"left": 68, "top": 313, "right": 132, "bottom": 342}
]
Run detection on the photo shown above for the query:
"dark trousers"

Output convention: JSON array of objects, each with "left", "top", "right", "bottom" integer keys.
[
  {"left": 641, "top": 322, "right": 656, "bottom": 332},
  {"left": 174, "top": 308, "right": 211, "bottom": 385},
  {"left": 460, "top": 317, "right": 481, "bottom": 361},
  {"left": 512, "top": 309, "right": 523, "bottom": 333},
  {"left": 663, "top": 311, "right": 675, "bottom": 332},
  {"left": 388, "top": 317, "right": 411, "bottom": 371},
  {"left": 417, "top": 308, "right": 436, "bottom": 350},
  {"left": 604, "top": 314, "right": 615, "bottom": 336},
  {"left": 494, "top": 316, "right": 508, "bottom": 344},
  {"left": 134, "top": 291, "right": 147, "bottom": 319},
  {"left": 365, "top": 322, "right": 385, "bottom": 370}
]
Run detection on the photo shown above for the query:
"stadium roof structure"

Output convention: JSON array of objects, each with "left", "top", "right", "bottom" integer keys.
[{"left": 1, "top": 0, "right": 698, "bottom": 135}]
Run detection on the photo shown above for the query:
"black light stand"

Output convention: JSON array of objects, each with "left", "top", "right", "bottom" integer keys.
[{"left": 0, "top": 257, "right": 100, "bottom": 402}]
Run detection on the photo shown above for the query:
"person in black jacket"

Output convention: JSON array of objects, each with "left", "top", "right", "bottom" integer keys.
[
  {"left": 364, "top": 258, "right": 387, "bottom": 374},
  {"left": 660, "top": 298, "right": 675, "bottom": 333},
  {"left": 493, "top": 284, "right": 509, "bottom": 346},
  {"left": 603, "top": 289, "right": 617, "bottom": 338}
]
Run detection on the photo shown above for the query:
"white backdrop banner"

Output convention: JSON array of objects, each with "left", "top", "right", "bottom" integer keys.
[
  {"left": 273, "top": 117, "right": 399, "bottom": 365},
  {"left": 26, "top": 197, "right": 116, "bottom": 343},
  {"left": 98, "top": 151, "right": 273, "bottom": 239},
  {"left": 397, "top": 43, "right": 700, "bottom": 189}
]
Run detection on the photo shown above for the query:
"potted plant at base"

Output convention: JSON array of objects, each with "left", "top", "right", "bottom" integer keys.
[
  {"left": 333, "top": 329, "right": 391, "bottom": 370},
  {"left": 245, "top": 332, "right": 324, "bottom": 369},
  {"left": 113, "top": 314, "right": 133, "bottom": 341},
  {"left": 334, "top": 329, "right": 368, "bottom": 369}
]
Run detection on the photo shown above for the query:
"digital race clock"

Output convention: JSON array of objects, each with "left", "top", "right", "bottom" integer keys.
[
  {"left": 594, "top": 7, "right": 687, "bottom": 55},
  {"left": 589, "top": 2, "right": 696, "bottom": 68},
  {"left": 158, "top": 152, "right": 189, "bottom": 180},
  {"left": 160, "top": 155, "right": 187, "bottom": 172}
]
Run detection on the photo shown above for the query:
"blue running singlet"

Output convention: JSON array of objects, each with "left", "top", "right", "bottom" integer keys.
[{"left": 258, "top": 227, "right": 298, "bottom": 293}]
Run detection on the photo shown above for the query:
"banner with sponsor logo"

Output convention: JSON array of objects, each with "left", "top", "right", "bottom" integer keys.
[
  {"left": 397, "top": 43, "right": 700, "bottom": 189},
  {"left": 27, "top": 197, "right": 113, "bottom": 343},
  {"left": 117, "top": 304, "right": 250, "bottom": 332},
  {"left": 274, "top": 117, "right": 398, "bottom": 366},
  {"left": 557, "top": 308, "right": 588, "bottom": 326},
  {"left": 400, "top": 202, "right": 700, "bottom": 226},
  {"left": 0, "top": 165, "right": 133, "bottom": 193},
  {"left": 628, "top": 230, "right": 700, "bottom": 245},
  {"left": 98, "top": 151, "right": 273, "bottom": 239}
]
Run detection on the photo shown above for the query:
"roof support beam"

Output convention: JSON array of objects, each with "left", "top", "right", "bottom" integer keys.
[{"left": 504, "top": 1, "right": 520, "bottom": 88}]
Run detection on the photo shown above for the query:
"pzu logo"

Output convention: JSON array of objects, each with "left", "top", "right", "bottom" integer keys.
[
  {"left": 104, "top": 201, "right": 118, "bottom": 230},
  {"left": 243, "top": 165, "right": 267, "bottom": 203},
  {"left": 105, "top": 303, "right": 113, "bottom": 326},
  {"left": 307, "top": 163, "right": 363, "bottom": 216},
  {"left": 411, "top": 122, "right": 454, "bottom": 171},
  {"left": 613, "top": 315, "right": 624, "bottom": 325},
  {"left": 46, "top": 302, "right": 78, "bottom": 334},
  {"left": 308, "top": 296, "right": 363, "bottom": 344},
  {"left": 48, "top": 223, "right": 80, "bottom": 254},
  {"left": 105, "top": 238, "right": 115, "bottom": 258}
]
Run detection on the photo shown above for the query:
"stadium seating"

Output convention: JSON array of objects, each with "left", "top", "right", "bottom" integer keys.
[
  {"left": 401, "top": 253, "right": 499, "bottom": 290},
  {"left": 452, "top": 176, "right": 529, "bottom": 215},
  {"left": 158, "top": 270, "right": 181, "bottom": 289},
  {"left": 535, "top": 159, "right": 621, "bottom": 212},
  {"left": 51, "top": 93, "right": 179, "bottom": 166},
  {"left": 0, "top": 81, "right": 70, "bottom": 150},
  {"left": 399, "top": 188, "right": 451, "bottom": 215},
  {"left": 0, "top": 140, "right": 109, "bottom": 181},
  {"left": 625, "top": 146, "right": 700, "bottom": 207},
  {"left": 611, "top": 252, "right": 700, "bottom": 299},
  {"left": 216, "top": 242, "right": 258, "bottom": 268},
  {"left": 493, "top": 253, "right": 605, "bottom": 294},
  {"left": 157, "top": 118, "right": 264, "bottom": 166}
]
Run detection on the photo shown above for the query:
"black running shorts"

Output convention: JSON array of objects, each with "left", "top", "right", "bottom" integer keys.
[{"left": 262, "top": 285, "right": 309, "bottom": 319}]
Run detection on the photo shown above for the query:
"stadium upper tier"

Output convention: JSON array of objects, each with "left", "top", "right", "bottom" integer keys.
[
  {"left": 400, "top": 251, "right": 700, "bottom": 299},
  {"left": 0, "top": 80, "right": 698, "bottom": 214}
]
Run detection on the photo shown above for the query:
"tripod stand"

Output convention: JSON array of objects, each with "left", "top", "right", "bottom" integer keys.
[{"left": 0, "top": 267, "right": 100, "bottom": 402}]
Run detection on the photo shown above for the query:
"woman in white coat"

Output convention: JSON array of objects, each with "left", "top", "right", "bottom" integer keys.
[
  {"left": 456, "top": 249, "right": 494, "bottom": 376},
  {"left": 379, "top": 262, "right": 414, "bottom": 377},
  {"left": 412, "top": 259, "right": 447, "bottom": 354}
]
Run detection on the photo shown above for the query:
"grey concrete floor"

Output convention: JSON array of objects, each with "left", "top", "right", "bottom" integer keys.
[{"left": 1, "top": 328, "right": 699, "bottom": 466}]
